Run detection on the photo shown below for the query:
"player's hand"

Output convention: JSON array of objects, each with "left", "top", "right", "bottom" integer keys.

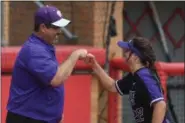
[
  {"left": 72, "top": 49, "right": 88, "bottom": 60},
  {"left": 84, "top": 53, "right": 97, "bottom": 66}
]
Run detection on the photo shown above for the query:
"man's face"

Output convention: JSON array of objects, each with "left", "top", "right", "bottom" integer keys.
[{"left": 40, "top": 24, "right": 61, "bottom": 44}]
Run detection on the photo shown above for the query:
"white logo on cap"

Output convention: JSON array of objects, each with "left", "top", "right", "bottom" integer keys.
[{"left": 57, "top": 10, "right": 62, "bottom": 17}]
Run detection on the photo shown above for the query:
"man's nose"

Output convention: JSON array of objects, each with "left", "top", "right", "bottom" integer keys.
[
  {"left": 56, "top": 31, "right": 61, "bottom": 36},
  {"left": 58, "top": 29, "right": 62, "bottom": 34}
]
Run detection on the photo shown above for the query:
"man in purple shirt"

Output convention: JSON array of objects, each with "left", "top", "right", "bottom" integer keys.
[
  {"left": 84, "top": 37, "right": 170, "bottom": 123},
  {"left": 6, "top": 5, "right": 87, "bottom": 123}
]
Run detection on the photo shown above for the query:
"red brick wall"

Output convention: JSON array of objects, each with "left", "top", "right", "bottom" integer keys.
[
  {"left": 7, "top": 1, "right": 123, "bottom": 48},
  {"left": 9, "top": 1, "right": 37, "bottom": 46},
  {"left": 8, "top": 1, "right": 94, "bottom": 46}
]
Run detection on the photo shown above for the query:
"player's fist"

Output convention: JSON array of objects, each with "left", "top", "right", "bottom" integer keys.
[{"left": 84, "top": 53, "right": 96, "bottom": 66}]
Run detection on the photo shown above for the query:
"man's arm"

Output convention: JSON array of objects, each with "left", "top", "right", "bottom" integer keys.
[
  {"left": 51, "top": 49, "right": 87, "bottom": 87},
  {"left": 28, "top": 48, "right": 87, "bottom": 87},
  {"left": 152, "top": 101, "right": 166, "bottom": 123}
]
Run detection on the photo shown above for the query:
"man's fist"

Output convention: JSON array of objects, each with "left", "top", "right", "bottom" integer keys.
[{"left": 72, "top": 49, "right": 88, "bottom": 60}]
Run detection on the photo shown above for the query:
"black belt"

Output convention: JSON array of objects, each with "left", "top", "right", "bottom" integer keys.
[{"left": 6, "top": 111, "right": 47, "bottom": 123}]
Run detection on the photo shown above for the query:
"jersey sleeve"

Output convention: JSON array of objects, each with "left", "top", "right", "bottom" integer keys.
[
  {"left": 135, "top": 68, "right": 164, "bottom": 106},
  {"left": 115, "top": 72, "right": 133, "bottom": 95},
  {"left": 27, "top": 46, "right": 58, "bottom": 86}
]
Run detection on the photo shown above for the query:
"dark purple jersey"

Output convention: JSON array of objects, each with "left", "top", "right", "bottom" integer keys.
[{"left": 115, "top": 67, "right": 170, "bottom": 123}]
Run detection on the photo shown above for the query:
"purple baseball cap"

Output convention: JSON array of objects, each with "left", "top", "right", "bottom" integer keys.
[
  {"left": 34, "top": 5, "right": 70, "bottom": 27},
  {"left": 117, "top": 40, "right": 144, "bottom": 59}
]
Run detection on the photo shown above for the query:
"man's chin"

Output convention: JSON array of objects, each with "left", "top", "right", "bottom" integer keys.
[{"left": 52, "top": 40, "right": 58, "bottom": 45}]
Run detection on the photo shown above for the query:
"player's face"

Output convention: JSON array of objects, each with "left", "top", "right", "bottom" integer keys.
[
  {"left": 122, "top": 48, "right": 132, "bottom": 61},
  {"left": 122, "top": 48, "right": 139, "bottom": 65}
]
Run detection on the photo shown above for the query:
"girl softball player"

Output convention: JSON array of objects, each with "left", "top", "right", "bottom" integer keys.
[{"left": 84, "top": 37, "right": 170, "bottom": 123}]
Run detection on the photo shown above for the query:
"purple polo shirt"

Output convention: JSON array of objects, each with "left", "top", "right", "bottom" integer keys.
[
  {"left": 115, "top": 67, "right": 170, "bottom": 123},
  {"left": 7, "top": 34, "right": 64, "bottom": 123}
]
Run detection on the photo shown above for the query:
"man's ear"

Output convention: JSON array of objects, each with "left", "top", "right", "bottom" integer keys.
[{"left": 40, "top": 24, "right": 46, "bottom": 33}]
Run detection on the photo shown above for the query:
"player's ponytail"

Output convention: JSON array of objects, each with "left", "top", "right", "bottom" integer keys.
[{"left": 132, "top": 37, "right": 156, "bottom": 71}]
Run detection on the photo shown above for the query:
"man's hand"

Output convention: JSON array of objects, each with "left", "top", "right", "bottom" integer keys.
[
  {"left": 59, "top": 114, "right": 64, "bottom": 123},
  {"left": 72, "top": 49, "right": 88, "bottom": 60},
  {"left": 59, "top": 119, "right": 63, "bottom": 123}
]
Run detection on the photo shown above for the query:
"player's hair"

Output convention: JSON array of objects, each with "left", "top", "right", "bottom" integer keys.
[{"left": 132, "top": 37, "right": 156, "bottom": 70}]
